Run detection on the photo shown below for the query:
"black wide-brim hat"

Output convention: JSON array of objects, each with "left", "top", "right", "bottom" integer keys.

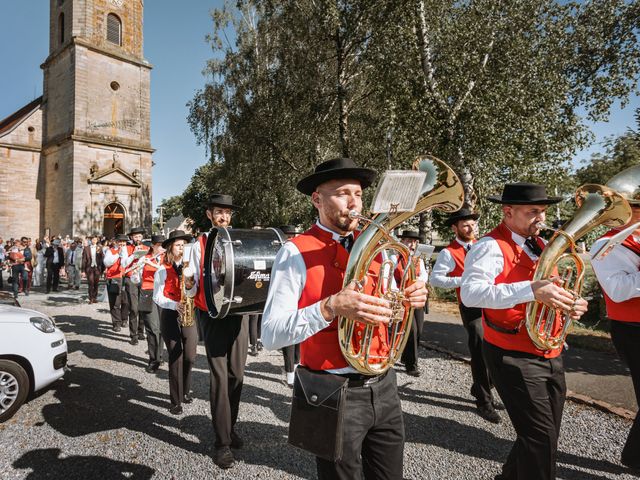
[
  {"left": 128, "top": 227, "right": 146, "bottom": 236},
  {"left": 444, "top": 208, "right": 480, "bottom": 226},
  {"left": 207, "top": 194, "right": 241, "bottom": 210},
  {"left": 398, "top": 230, "right": 420, "bottom": 240},
  {"left": 296, "top": 157, "right": 377, "bottom": 195},
  {"left": 115, "top": 234, "right": 129, "bottom": 242},
  {"left": 151, "top": 234, "right": 166, "bottom": 244},
  {"left": 162, "top": 230, "right": 192, "bottom": 249},
  {"left": 486, "top": 182, "right": 563, "bottom": 205}
]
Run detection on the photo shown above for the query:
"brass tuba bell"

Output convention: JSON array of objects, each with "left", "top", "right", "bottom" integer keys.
[
  {"left": 338, "top": 155, "right": 464, "bottom": 374},
  {"left": 525, "top": 184, "right": 631, "bottom": 351}
]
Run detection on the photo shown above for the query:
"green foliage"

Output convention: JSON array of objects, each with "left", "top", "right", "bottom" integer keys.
[{"left": 182, "top": 0, "right": 640, "bottom": 232}]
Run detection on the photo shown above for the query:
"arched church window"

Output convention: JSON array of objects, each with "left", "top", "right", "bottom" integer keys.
[
  {"left": 106, "top": 13, "right": 122, "bottom": 46},
  {"left": 58, "top": 13, "right": 64, "bottom": 44}
]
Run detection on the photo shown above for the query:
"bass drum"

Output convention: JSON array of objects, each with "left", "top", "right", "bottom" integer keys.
[{"left": 203, "top": 227, "right": 285, "bottom": 318}]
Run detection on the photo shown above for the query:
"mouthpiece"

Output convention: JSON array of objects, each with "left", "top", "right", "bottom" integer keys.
[
  {"left": 536, "top": 222, "right": 552, "bottom": 231},
  {"left": 348, "top": 210, "right": 361, "bottom": 219}
]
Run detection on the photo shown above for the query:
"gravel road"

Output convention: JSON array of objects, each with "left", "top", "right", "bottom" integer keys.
[{"left": 0, "top": 288, "right": 637, "bottom": 479}]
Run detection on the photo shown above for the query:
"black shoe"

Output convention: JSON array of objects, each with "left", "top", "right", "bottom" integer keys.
[
  {"left": 230, "top": 431, "right": 244, "bottom": 449},
  {"left": 406, "top": 366, "right": 421, "bottom": 377},
  {"left": 138, "top": 333, "right": 146, "bottom": 340},
  {"left": 621, "top": 455, "right": 640, "bottom": 471},
  {"left": 169, "top": 404, "right": 183, "bottom": 415},
  {"left": 145, "top": 362, "right": 160, "bottom": 373},
  {"left": 256, "top": 340, "right": 263, "bottom": 351},
  {"left": 183, "top": 394, "right": 194, "bottom": 404},
  {"left": 113, "top": 325, "right": 122, "bottom": 332},
  {"left": 213, "top": 446, "right": 234, "bottom": 469},
  {"left": 249, "top": 345, "right": 258, "bottom": 356},
  {"left": 46, "top": 289, "right": 50, "bottom": 294},
  {"left": 130, "top": 337, "right": 139, "bottom": 345},
  {"left": 492, "top": 399, "right": 505, "bottom": 411},
  {"left": 477, "top": 405, "right": 501, "bottom": 424}
]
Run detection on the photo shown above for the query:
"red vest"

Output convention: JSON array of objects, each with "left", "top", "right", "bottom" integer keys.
[
  {"left": 194, "top": 233, "right": 208, "bottom": 311},
  {"left": 482, "top": 222, "right": 562, "bottom": 358},
  {"left": 141, "top": 253, "right": 163, "bottom": 291},
  {"left": 105, "top": 247, "right": 123, "bottom": 279},
  {"left": 292, "top": 225, "right": 389, "bottom": 371},
  {"left": 445, "top": 240, "right": 470, "bottom": 303},
  {"left": 598, "top": 229, "right": 640, "bottom": 323},
  {"left": 162, "top": 264, "right": 182, "bottom": 302}
]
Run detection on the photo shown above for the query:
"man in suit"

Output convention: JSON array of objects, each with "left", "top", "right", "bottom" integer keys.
[
  {"left": 65, "top": 241, "right": 82, "bottom": 290},
  {"left": 83, "top": 235, "right": 104, "bottom": 303},
  {"left": 44, "top": 239, "right": 64, "bottom": 293}
]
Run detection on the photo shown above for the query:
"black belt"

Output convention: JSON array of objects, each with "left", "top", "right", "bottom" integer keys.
[
  {"left": 484, "top": 317, "right": 520, "bottom": 335},
  {"left": 339, "top": 369, "right": 389, "bottom": 388}
]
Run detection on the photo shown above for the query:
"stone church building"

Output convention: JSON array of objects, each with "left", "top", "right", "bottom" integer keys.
[{"left": 0, "top": 0, "right": 153, "bottom": 239}]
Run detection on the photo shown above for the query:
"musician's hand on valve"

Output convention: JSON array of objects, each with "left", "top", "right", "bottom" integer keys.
[
  {"left": 568, "top": 297, "right": 588, "bottom": 320},
  {"left": 403, "top": 280, "right": 428, "bottom": 308},
  {"left": 531, "top": 277, "right": 575, "bottom": 311},
  {"left": 321, "top": 279, "right": 393, "bottom": 326}
]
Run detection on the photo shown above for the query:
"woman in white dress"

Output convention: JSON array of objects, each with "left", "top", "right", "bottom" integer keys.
[{"left": 33, "top": 241, "right": 46, "bottom": 287}]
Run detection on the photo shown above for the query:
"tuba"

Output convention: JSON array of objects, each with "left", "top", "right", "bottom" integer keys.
[
  {"left": 179, "top": 245, "right": 196, "bottom": 327},
  {"left": 525, "top": 184, "right": 631, "bottom": 351},
  {"left": 338, "top": 155, "right": 464, "bottom": 375}
]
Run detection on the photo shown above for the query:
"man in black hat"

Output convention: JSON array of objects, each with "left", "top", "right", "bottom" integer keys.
[
  {"left": 122, "top": 227, "right": 147, "bottom": 345},
  {"left": 103, "top": 234, "right": 131, "bottom": 332},
  {"left": 138, "top": 234, "right": 165, "bottom": 373},
  {"left": 262, "top": 158, "right": 428, "bottom": 479},
  {"left": 395, "top": 230, "right": 429, "bottom": 377},
  {"left": 431, "top": 209, "right": 501, "bottom": 423},
  {"left": 185, "top": 193, "right": 248, "bottom": 469},
  {"left": 460, "top": 183, "right": 588, "bottom": 480}
]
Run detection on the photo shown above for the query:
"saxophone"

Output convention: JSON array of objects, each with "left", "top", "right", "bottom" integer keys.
[{"left": 179, "top": 248, "right": 195, "bottom": 327}]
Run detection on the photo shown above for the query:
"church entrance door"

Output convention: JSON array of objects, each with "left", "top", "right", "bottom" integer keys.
[{"left": 103, "top": 203, "right": 125, "bottom": 238}]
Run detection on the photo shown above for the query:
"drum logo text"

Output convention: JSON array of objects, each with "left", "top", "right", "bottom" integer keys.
[{"left": 248, "top": 271, "right": 270, "bottom": 282}]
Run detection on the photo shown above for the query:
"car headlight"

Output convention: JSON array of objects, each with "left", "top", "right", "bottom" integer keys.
[{"left": 30, "top": 316, "right": 56, "bottom": 333}]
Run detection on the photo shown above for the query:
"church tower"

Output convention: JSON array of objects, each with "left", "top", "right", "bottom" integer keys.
[{"left": 41, "top": 0, "right": 153, "bottom": 237}]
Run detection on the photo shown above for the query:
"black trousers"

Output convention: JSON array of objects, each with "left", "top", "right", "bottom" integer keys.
[
  {"left": 197, "top": 308, "right": 248, "bottom": 448},
  {"left": 107, "top": 278, "right": 128, "bottom": 328},
  {"left": 11, "top": 264, "right": 28, "bottom": 297},
  {"left": 316, "top": 369, "right": 404, "bottom": 480},
  {"left": 249, "top": 313, "right": 262, "bottom": 346},
  {"left": 140, "top": 301, "right": 163, "bottom": 364},
  {"left": 160, "top": 308, "right": 198, "bottom": 407},
  {"left": 46, "top": 263, "right": 61, "bottom": 292},
  {"left": 401, "top": 308, "right": 424, "bottom": 369},
  {"left": 460, "top": 304, "right": 493, "bottom": 407},
  {"left": 610, "top": 320, "right": 640, "bottom": 467},
  {"left": 86, "top": 267, "right": 101, "bottom": 301},
  {"left": 483, "top": 341, "right": 566, "bottom": 480},
  {"left": 125, "top": 277, "right": 144, "bottom": 339},
  {"left": 283, "top": 343, "right": 300, "bottom": 373}
]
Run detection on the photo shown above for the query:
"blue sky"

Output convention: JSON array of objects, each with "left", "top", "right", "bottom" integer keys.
[{"left": 0, "top": 2, "right": 638, "bottom": 211}]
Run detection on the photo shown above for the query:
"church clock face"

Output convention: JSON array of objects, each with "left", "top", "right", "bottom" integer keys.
[{"left": 110, "top": 0, "right": 124, "bottom": 7}]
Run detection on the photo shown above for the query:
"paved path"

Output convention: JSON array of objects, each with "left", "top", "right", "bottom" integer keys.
[{"left": 424, "top": 306, "right": 638, "bottom": 413}]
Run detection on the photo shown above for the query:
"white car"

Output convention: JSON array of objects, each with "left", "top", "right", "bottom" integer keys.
[{"left": 0, "top": 304, "right": 67, "bottom": 422}]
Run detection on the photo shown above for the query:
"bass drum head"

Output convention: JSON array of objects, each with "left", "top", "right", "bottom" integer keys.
[{"left": 204, "top": 227, "right": 285, "bottom": 318}]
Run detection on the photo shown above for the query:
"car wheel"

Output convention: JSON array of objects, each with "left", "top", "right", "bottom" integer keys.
[{"left": 0, "top": 360, "right": 29, "bottom": 423}]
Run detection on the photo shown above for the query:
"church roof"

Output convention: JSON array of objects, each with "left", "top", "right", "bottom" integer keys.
[{"left": 0, "top": 96, "right": 43, "bottom": 136}]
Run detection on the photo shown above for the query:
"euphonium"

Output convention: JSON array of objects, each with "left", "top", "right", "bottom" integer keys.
[
  {"left": 179, "top": 253, "right": 196, "bottom": 328},
  {"left": 338, "top": 155, "right": 464, "bottom": 375},
  {"left": 525, "top": 184, "right": 632, "bottom": 351}
]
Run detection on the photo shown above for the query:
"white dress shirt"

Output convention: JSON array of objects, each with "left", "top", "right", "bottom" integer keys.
[
  {"left": 53, "top": 249, "right": 59, "bottom": 264},
  {"left": 460, "top": 226, "right": 541, "bottom": 309},
  {"left": 90, "top": 245, "right": 97, "bottom": 268},
  {"left": 430, "top": 238, "right": 473, "bottom": 289},
  {"left": 590, "top": 234, "right": 640, "bottom": 303},
  {"left": 153, "top": 265, "right": 178, "bottom": 310},
  {"left": 185, "top": 234, "right": 205, "bottom": 298},
  {"left": 262, "top": 221, "right": 356, "bottom": 373}
]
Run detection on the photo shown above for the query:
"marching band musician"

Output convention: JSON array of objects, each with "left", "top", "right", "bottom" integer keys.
[
  {"left": 460, "top": 183, "right": 588, "bottom": 480},
  {"left": 122, "top": 227, "right": 148, "bottom": 345},
  {"left": 262, "top": 158, "right": 428, "bottom": 480},
  {"left": 153, "top": 229, "right": 196, "bottom": 415},
  {"left": 185, "top": 194, "right": 247, "bottom": 469},
  {"left": 590, "top": 174, "right": 640, "bottom": 473},
  {"left": 430, "top": 209, "right": 502, "bottom": 424},
  {"left": 395, "top": 230, "right": 429, "bottom": 377},
  {"left": 139, "top": 234, "right": 165, "bottom": 374},
  {"left": 103, "top": 234, "right": 131, "bottom": 332}
]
